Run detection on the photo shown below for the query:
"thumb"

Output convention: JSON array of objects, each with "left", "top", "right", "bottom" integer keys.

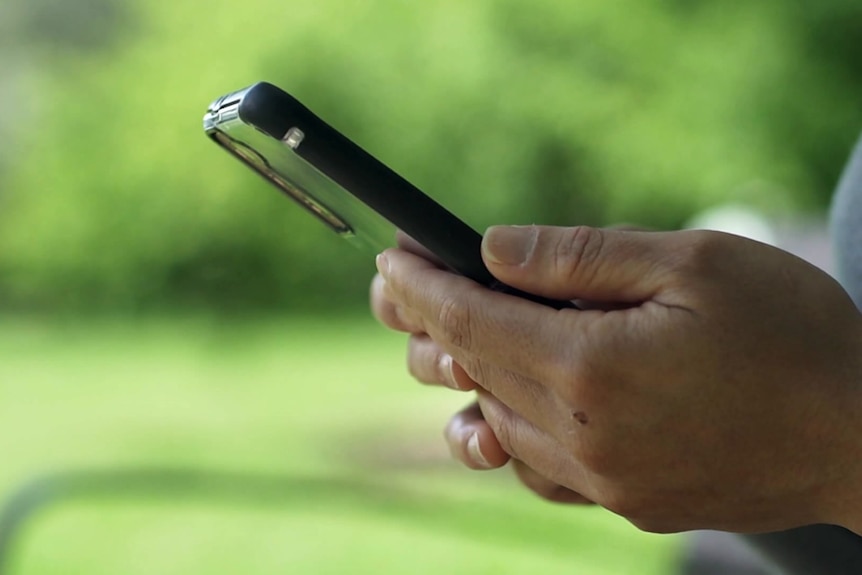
[{"left": 481, "top": 225, "right": 672, "bottom": 302}]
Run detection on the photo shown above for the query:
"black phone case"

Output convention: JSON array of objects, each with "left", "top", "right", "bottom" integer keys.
[{"left": 209, "top": 82, "right": 573, "bottom": 310}]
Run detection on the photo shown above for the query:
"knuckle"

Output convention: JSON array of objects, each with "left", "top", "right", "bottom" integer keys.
[
  {"left": 552, "top": 353, "right": 608, "bottom": 413},
  {"left": 553, "top": 358, "right": 593, "bottom": 406},
  {"left": 671, "top": 230, "right": 727, "bottom": 277},
  {"left": 550, "top": 226, "right": 605, "bottom": 284},
  {"left": 394, "top": 305, "right": 424, "bottom": 334},
  {"left": 406, "top": 338, "right": 445, "bottom": 385},
  {"left": 379, "top": 303, "right": 410, "bottom": 332},
  {"left": 436, "top": 294, "right": 473, "bottom": 351},
  {"left": 485, "top": 409, "right": 521, "bottom": 460},
  {"left": 457, "top": 356, "right": 487, "bottom": 387}
]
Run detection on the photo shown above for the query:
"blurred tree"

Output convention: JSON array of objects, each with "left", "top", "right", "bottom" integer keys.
[
  {"left": 18, "top": 0, "right": 131, "bottom": 50},
  {"left": 0, "top": 0, "right": 859, "bottom": 313},
  {"left": 0, "top": 0, "right": 132, "bottom": 182}
]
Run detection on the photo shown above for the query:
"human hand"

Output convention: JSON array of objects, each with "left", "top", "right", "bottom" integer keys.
[
  {"left": 375, "top": 225, "right": 862, "bottom": 534},
  {"left": 370, "top": 235, "right": 592, "bottom": 504}
]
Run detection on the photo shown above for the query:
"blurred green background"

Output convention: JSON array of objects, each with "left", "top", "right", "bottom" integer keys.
[
  {"left": 2, "top": 0, "right": 860, "bottom": 312},
  {"left": 0, "top": 0, "right": 860, "bottom": 573}
]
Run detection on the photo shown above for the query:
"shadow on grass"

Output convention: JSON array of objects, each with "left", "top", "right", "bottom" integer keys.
[{"left": 0, "top": 467, "right": 599, "bottom": 573}]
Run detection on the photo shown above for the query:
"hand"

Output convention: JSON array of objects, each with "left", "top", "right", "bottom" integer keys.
[
  {"left": 370, "top": 237, "right": 592, "bottom": 504},
  {"left": 375, "top": 225, "right": 862, "bottom": 534}
]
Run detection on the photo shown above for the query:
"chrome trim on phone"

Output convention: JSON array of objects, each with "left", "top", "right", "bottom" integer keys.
[
  {"left": 206, "top": 118, "right": 354, "bottom": 237},
  {"left": 204, "top": 86, "right": 252, "bottom": 130}
]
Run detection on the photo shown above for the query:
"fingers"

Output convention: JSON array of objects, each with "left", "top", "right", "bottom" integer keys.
[
  {"left": 511, "top": 460, "right": 594, "bottom": 505},
  {"left": 376, "top": 248, "right": 590, "bottom": 387},
  {"left": 406, "top": 332, "right": 564, "bottom": 432},
  {"left": 444, "top": 403, "right": 594, "bottom": 506},
  {"left": 407, "top": 335, "right": 477, "bottom": 391},
  {"left": 444, "top": 402, "right": 510, "bottom": 470},
  {"left": 480, "top": 225, "right": 676, "bottom": 303},
  {"left": 371, "top": 235, "right": 446, "bottom": 333},
  {"left": 377, "top": 250, "right": 562, "bottom": 432},
  {"left": 370, "top": 273, "right": 422, "bottom": 333},
  {"left": 476, "top": 390, "right": 595, "bottom": 501}
]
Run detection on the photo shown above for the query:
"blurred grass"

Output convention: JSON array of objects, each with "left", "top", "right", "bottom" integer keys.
[{"left": 0, "top": 316, "right": 679, "bottom": 574}]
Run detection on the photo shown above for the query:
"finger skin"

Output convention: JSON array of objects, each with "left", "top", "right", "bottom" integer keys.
[
  {"left": 480, "top": 225, "right": 676, "bottom": 303},
  {"left": 378, "top": 232, "right": 596, "bottom": 506},
  {"left": 378, "top": 226, "right": 862, "bottom": 535},
  {"left": 445, "top": 402, "right": 594, "bottom": 505},
  {"left": 511, "top": 460, "right": 594, "bottom": 505},
  {"left": 407, "top": 335, "right": 476, "bottom": 391},
  {"left": 370, "top": 273, "right": 418, "bottom": 333},
  {"left": 377, "top": 248, "right": 599, "bottom": 391},
  {"left": 475, "top": 390, "right": 594, "bottom": 499},
  {"left": 370, "top": 236, "right": 446, "bottom": 333},
  {"left": 444, "top": 402, "right": 510, "bottom": 470},
  {"left": 379, "top": 249, "right": 580, "bottom": 434}
]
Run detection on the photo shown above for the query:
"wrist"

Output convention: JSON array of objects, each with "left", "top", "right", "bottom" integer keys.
[{"left": 824, "top": 324, "right": 862, "bottom": 535}]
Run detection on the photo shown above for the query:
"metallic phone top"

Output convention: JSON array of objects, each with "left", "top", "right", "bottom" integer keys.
[
  {"left": 204, "top": 88, "right": 396, "bottom": 253},
  {"left": 204, "top": 82, "right": 575, "bottom": 309},
  {"left": 204, "top": 82, "right": 495, "bottom": 281}
]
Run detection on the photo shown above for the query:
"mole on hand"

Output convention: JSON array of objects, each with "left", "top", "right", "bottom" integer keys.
[{"left": 572, "top": 411, "right": 589, "bottom": 425}]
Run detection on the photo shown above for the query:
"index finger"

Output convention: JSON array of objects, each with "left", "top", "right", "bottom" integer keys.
[
  {"left": 377, "top": 248, "right": 606, "bottom": 390},
  {"left": 370, "top": 273, "right": 423, "bottom": 333}
]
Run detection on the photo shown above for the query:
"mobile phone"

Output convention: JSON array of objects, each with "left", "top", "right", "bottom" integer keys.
[{"left": 203, "top": 82, "right": 572, "bottom": 309}]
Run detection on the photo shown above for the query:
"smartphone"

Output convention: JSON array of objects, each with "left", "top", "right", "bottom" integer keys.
[{"left": 203, "top": 82, "right": 572, "bottom": 309}]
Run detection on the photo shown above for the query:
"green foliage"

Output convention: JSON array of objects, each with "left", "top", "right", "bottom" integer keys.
[{"left": 1, "top": 0, "right": 860, "bottom": 312}]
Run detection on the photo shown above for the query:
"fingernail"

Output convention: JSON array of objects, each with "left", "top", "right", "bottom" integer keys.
[
  {"left": 467, "top": 432, "right": 492, "bottom": 469},
  {"left": 375, "top": 253, "right": 390, "bottom": 278},
  {"left": 440, "top": 355, "right": 460, "bottom": 390},
  {"left": 445, "top": 359, "right": 476, "bottom": 391},
  {"left": 440, "top": 355, "right": 469, "bottom": 391},
  {"left": 482, "top": 226, "right": 537, "bottom": 266}
]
